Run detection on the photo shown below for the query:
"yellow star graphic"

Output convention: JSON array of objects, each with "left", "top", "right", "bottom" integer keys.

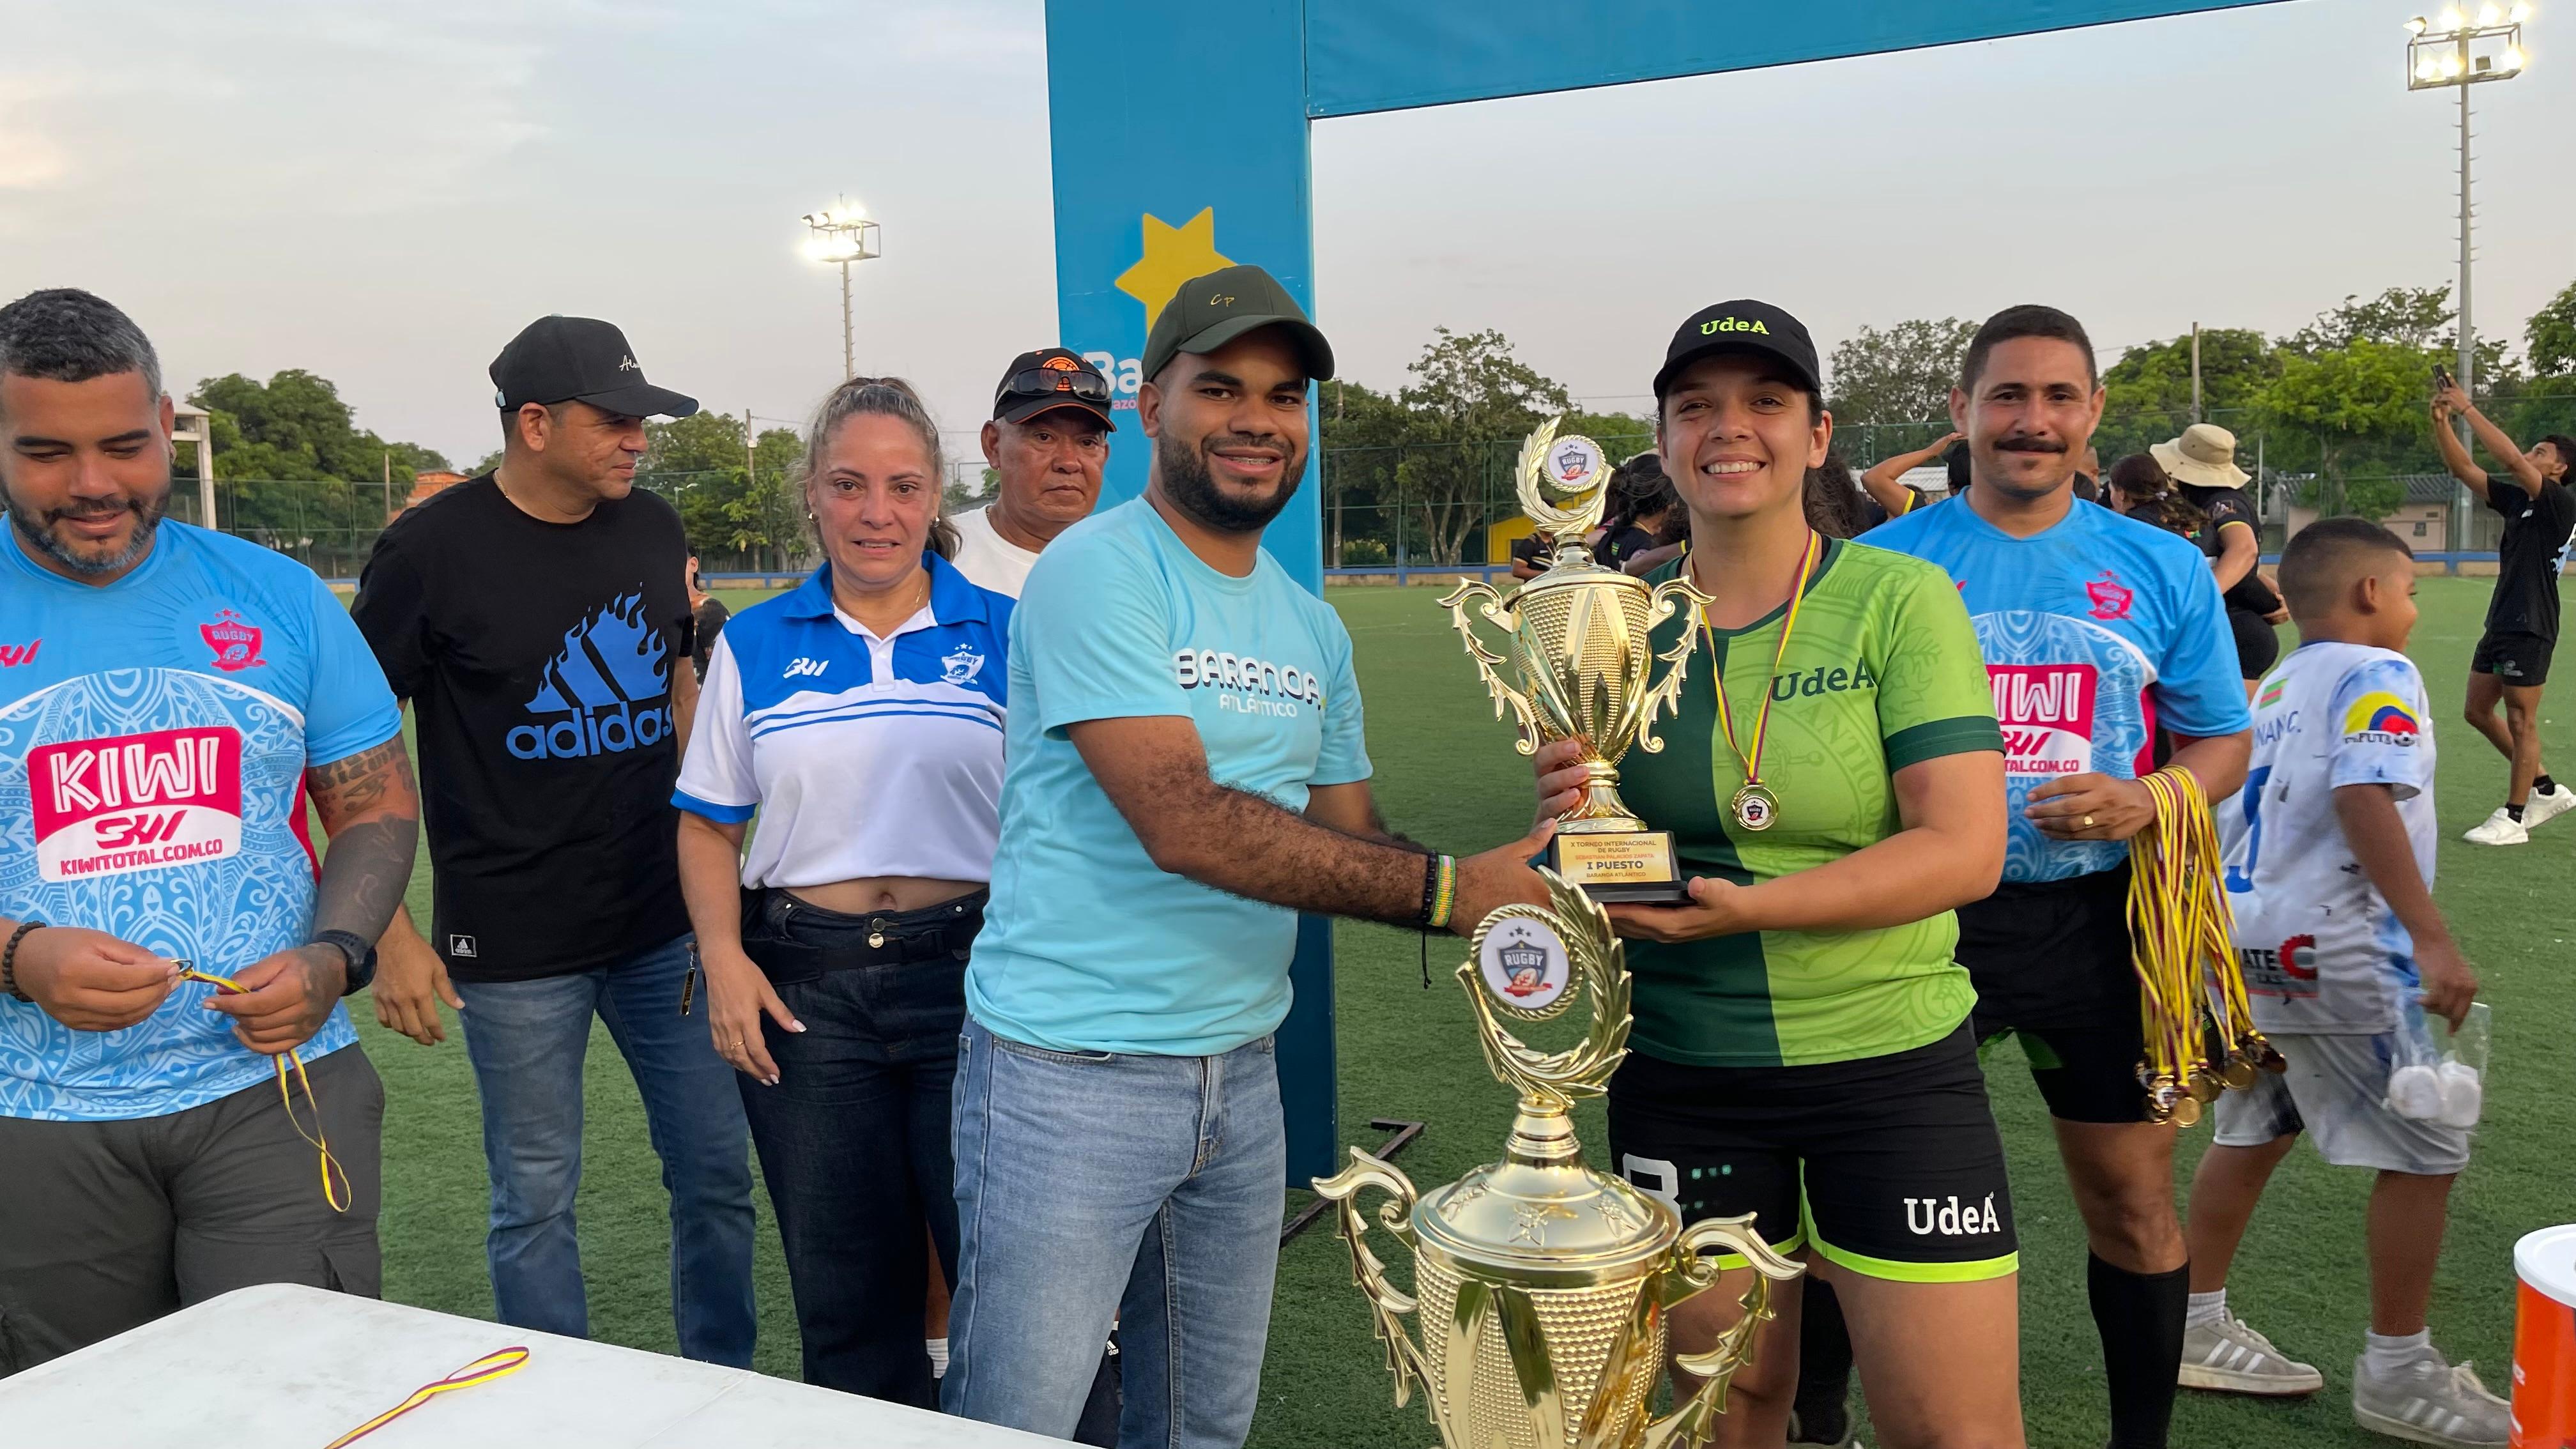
[{"left": 1113, "top": 208, "right": 1233, "bottom": 330}]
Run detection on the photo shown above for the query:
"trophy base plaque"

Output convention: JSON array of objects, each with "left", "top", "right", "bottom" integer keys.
[{"left": 1547, "top": 831, "right": 1688, "bottom": 903}]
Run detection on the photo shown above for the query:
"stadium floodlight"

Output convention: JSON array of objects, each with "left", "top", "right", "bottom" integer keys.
[
  {"left": 800, "top": 198, "right": 882, "bottom": 380},
  {"left": 2406, "top": 7, "right": 2529, "bottom": 556}
]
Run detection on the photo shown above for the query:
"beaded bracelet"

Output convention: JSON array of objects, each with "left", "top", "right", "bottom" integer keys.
[{"left": 3, "top": 920, "right": 46, "bottom": 1003}]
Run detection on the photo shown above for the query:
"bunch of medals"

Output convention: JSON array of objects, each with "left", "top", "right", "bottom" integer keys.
[{"left": 2121, "top": 767, "right": 2286, "bottom": 1126}]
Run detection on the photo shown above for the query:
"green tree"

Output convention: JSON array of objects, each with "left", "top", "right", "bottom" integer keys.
[
  {"left": 2253, "top": 339, "right": 2439, "bottom": 517},
  {"left": 2097, "top": 328, "right": 2278, "bottom": 461},
  {"left": 1392, "top": 328, "right": 1570, "bottom": 564},
  {"left": 1825, "top": 318, "right": 1977, "bottom": 427},
  {"left": 182, "top": 370, "right": 447, "bottom": 549},
  {"left": 2527, "top": 279, "right": 2576, "bottom": 379},
  {"left": 638, "top": 413, "right": 807, "bottom": 569},
  {"left": 1319, "top": 379, "right": 1413, "bottom": 562}
]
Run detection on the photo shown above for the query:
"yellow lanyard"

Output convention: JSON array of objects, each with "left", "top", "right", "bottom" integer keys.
[
  {"left": 176, "top": 967, "right": 350, "bottom": 1212},
  {"left": 1698, "top": 532, "right": 1821, "bottom": 829},
  {"left": 321, "top": 1346, "right": 532, "bottom": 1449}
]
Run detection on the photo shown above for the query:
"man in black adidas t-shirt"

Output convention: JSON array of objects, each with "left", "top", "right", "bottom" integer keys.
[
  {"left": 2434, "top": 381, "right": 2576, "bottom": 845},
  {"left": 351, "top": 317, "right": 755, "bottom": 1363}
]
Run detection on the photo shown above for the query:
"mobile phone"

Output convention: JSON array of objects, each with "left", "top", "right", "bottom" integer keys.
[{"left": 2434, "top": 364, "right": 2455, "bottom": 391}]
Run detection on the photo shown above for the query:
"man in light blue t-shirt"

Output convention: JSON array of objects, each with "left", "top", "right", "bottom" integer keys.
[
  {"left": 0, "top": 290, "right": 419, "bottom": 1370},
  {"left": 944, "top": 266, "right": 1553, "bottom": 1449}
]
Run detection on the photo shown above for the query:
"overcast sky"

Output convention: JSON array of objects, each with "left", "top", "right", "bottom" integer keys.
[{"left": 5, "top": 0, "right": 2569, "bottom": 469}]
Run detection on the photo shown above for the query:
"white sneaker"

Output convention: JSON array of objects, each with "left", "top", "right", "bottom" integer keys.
[
  {"left": 2179, "top": 1312, "right": 2325, "bottom": 1395},
  {"left": 2351, "top": 1349, "right": 2510, "bottom": 1446},
  {"left": 2462, "top": 808, "right": 2529, "bottom": 845},
  {"left": 2524, "top": 786, "right": 2576, "bottom": 830}
]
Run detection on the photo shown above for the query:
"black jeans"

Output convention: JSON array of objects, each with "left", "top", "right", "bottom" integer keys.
[{"left": 737, "top": 887, "right": 977, "bottom": 1406}]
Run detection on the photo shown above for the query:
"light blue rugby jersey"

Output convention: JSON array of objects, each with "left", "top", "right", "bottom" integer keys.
[
  {"left": 1868, "top": 496, "right": 2250, "bottom": 882},
  {"left": 673, "top": 553, "right": 1013, "bottom": 887},
  {"left": 0, "top": 521, "right": 400, "bottom": 1121}
]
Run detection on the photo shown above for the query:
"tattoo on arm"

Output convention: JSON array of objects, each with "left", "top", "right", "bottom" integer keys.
[{"left": 307, "top": 738, "right": 421, "bottom": 943}]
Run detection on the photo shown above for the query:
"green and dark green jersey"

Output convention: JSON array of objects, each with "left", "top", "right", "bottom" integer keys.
[{"left": 1622, "top": 539, "right": 2001, "bottom": 1068}]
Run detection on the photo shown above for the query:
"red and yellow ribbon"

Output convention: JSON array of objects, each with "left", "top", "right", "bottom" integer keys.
[
  {"left": 175, "top": 967, "right": 349, "bottom": 1212},
  {"left": 2122, "top": 767, "right": 2275, "bottom": 1125},
  {"left": 1699, "top": 530, "right": 1823, "bottom": 794},
  {"left": 321, "top": 1346, "right": 532, "bottom": 1449}
]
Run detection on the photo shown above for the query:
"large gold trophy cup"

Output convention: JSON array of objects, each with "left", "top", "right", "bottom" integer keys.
[
  {"left": 1312, "top": 874, "right": 1801, "bottom": 1449},
  {"left": 1442, "top": 420, "right": 1713, "bottom": 902}
]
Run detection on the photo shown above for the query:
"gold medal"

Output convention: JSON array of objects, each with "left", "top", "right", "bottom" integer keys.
[
  {"left": 1731, "top": 782, "right": 1779, "bottom": 832},
  {"left": 1702, "top": 532, "right": 1821, "bottom": 838}
]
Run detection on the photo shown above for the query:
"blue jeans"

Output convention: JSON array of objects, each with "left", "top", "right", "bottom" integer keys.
[
  {"left": 944, "top": 1016, "right": 1284, "bottom": 1449},
  {"left": 737, "top": 889, "right": 969, "bottom": 1404},
  {"left": 451, "top": 933, "right": 756, "bottom": 1367}
]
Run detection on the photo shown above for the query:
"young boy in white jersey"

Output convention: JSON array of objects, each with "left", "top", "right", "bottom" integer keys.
[{"left": 2181, "top": 518, "right": 2503, "bottom": 1446}]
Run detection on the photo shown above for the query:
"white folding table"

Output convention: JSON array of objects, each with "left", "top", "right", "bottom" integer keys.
[{"left": 0, "top": 1283, "right": 1070, "bottom": 1446}]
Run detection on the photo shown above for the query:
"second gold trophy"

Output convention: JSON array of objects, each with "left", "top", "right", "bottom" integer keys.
[{"left": 1442, "top": 418, "right": 1712, "bottom": 903}]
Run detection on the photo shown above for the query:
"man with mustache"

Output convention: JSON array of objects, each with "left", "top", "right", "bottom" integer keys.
[
  {"left": 0, "top": 288, "right": 417, "bottom": 1368},
  {"left": 951, "top": 348, "right": 1114, "bottom": 597},
  {"left": 943, "top": 264, "right": 1553, "bottom": 1449},
  {"left": 1868, "top": 305, "right": 2251, "bottom": 1449}
]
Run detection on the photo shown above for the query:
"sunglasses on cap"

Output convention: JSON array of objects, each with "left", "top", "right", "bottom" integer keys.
[{"left": 1000, "top": 366, "right": 1111, "bottom": 403}]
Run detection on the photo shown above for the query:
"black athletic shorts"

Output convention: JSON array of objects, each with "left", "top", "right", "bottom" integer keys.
[
  {"left": 1957, "top": 864, "right": 2154, "bottom": 1124},
  {"left": 2228, "top": 608, "right": 2280, "bottom": 682},
  {"left": 1606, "top": 1023, "right": 2016, "bottom": 1282},
  {"left": 2472, "top": 629, "right": 2555, "bottom": 687}
]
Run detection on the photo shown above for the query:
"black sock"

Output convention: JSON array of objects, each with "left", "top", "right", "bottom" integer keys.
[
  {"left": 1791, "top": 1276, "right": 1855, "bottom": 1443},
  {"left": 2538, "top": 775, "right": 2558, "bottom": 795},
  {"left": 2089, "top": 1252, "right": 2187, "bottom": 1449},
  {"left": 2509, "top": 802, "right": 2527, "bottom": 823}
]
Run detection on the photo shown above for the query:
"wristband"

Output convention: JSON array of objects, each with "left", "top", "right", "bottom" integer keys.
[
  {"left": 1428, "top": 855, "right": 1458, "bottom": 931},
  {"left": 3, "top": 920, "right": 46, "bottom": 1003}
]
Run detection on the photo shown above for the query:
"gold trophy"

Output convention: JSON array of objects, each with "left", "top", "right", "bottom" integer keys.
[
  {"left": 1442, "top": 419, "right": 1712, "bottom": 902},
  {"left": 1312, "top": 873, "right": 1801, "bottom": 1449}
]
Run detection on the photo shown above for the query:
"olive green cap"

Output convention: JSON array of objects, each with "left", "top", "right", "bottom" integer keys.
[{"left": 1139, "top": 264, "right": 1335, "bottom": 387}]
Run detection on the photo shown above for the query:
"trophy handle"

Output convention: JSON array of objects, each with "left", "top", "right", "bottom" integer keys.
[
  {"left": 1639, "top": 1214, "right": 1806, "bottom": 1449},
  {"left": 1310, "top": 1147, "right": 1432, "bottom": 1410},
  {"left": 1438, "top": 578, "right": 1545, "bottom": 755},
  {"left": 1629, "top": 573, "right": 1716, "bottom": 757}
]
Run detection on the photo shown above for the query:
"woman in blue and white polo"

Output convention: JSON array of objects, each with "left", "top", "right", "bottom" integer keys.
[{"left": 673, "top": 377, "right": 1010, "bottom": 1406}]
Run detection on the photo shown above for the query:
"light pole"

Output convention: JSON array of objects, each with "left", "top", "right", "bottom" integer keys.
[
  {"left": 801, "top": 199, "right": 882, "bottom": 381},
  {"left": 2406, "top": 6, "right": 2529, "bottom": 552}
]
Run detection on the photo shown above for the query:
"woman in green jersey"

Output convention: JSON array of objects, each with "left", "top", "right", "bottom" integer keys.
[{"left": 1533, "top": 300, "right": 2016, "bottom": 1448}]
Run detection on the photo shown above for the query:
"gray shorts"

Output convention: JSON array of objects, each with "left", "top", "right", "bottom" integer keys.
[
  {"left": 2212, "top": 1031, "right": 2471, "bottom": 1176},
  {"left": 0, "top": 1043, "right": 383, "bottom": 1376}
]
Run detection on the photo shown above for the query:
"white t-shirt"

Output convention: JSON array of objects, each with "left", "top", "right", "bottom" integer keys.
[
  {"left": 2218, "top": 641, "right": 2438, "bottom": 1034},
  {"left": 948, "top": 504, "right": 1041, "bottom": 598},
  {"left": 672, "top": 555, "right": 1012, "bottom": 889}
]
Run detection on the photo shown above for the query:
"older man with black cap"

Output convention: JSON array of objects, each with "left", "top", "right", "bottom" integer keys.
[
  {"left": 940, "top": 266, "right": 1554, "bottom": 1448},
  {"left": 950, "top": 348, "right": 1114, "bottom": 596},
  {"left": 351, "top": 316, "right": 757, "bottom": 1367}
]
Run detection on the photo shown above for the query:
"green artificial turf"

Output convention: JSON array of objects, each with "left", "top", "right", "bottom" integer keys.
[{"left": 356, "top": 578, "right": 2567, "bottom": 1448}]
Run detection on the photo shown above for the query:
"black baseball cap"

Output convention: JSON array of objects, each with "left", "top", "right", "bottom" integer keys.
[
  {"left": 1652, "top": 300, "right": 1820, "bottom": 404},
  {"left": 1139, "top": 264, "right": 1334, "bottom": 387},
  {"left": 992, "top": 348, "right": 1115, "bottom": 431},
  {"left": 490, "top": 316, "right": 699, "bottom": 419}
]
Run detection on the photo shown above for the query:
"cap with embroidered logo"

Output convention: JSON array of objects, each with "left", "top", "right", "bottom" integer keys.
[
  {"left": 1139, "top": 264, "right": 1335, "bottom": 387},
  {"left": 1652, "top": 300, "right": 1820, "bottom": 404},
  {"left": 490, "top": 315, "right": 699, "bottom": 420}
]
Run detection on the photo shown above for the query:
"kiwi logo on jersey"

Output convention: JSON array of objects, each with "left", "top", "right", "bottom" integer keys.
[
  {"left": 2341, "top": 691, "right": 2419, "bottom": 746},
  {"left": 1766, "top": 658, "right": 1878, "bottom": 703}
]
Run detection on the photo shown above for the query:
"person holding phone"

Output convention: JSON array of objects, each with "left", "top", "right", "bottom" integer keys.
[{"left": 2431, "top": 375, "right": 2576, "bottom": 844}]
